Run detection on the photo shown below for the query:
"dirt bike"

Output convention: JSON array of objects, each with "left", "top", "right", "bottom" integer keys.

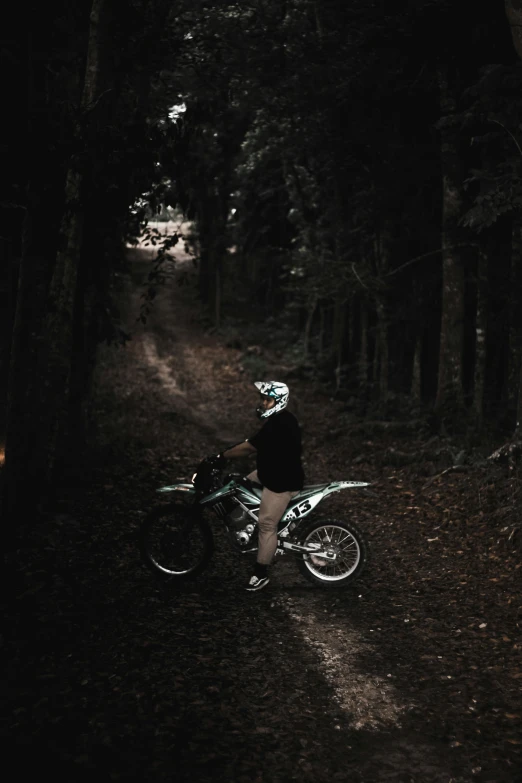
[{"left": 139, "top": 456, "right": 370, "bottom": 587}]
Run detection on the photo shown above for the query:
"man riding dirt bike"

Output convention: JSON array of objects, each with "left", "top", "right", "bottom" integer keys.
[
  {"left": 139, "top": 381, "right": 370, "bottom": 591},
  {"left": 218, "top": 380, "right": 305, "bottom": 591}
]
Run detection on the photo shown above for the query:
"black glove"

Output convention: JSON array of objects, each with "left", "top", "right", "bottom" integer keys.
[{"left": 204, "top": 453, "right": 225, "bottom": 467}]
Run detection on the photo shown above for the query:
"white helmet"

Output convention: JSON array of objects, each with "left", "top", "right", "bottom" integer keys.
[{"left": 254, "top": 381, "right": 289, "bottom": 419}]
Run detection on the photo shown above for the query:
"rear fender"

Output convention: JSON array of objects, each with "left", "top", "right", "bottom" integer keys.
[
  {"left": 325, "top": 480, "right": 370, "bottom": 494},
  {"left": 281, "top": 480, "right": 370, "bottom": 524},
  {"left": 282, "top": 491, "right": 325, "bottom": 523}
]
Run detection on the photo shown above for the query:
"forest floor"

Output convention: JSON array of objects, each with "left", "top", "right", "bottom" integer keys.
[{"left": 2, "top": 231, "right": 522, "bottom": 783}]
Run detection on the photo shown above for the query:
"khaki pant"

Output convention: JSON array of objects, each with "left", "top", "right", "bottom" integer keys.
[{"left": 247, "top": 471, "right": 298, "bottom": 565}]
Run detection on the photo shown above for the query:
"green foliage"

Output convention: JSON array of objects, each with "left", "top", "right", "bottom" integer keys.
[
  {"left": 4, "top": 0, "right": 519, "bottom": 436},
  {"left": 463, "top": 160, "right": 522, "bottom": 231},
  {"left": 138, "top": 228, "right": 181, "bottom": 320}
]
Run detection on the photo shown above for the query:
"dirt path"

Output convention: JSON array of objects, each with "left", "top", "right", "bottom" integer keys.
[
  {"left": 122, "top": 248, "right": 415, "bottom": 733},
  {"left": 89, "top": 244, "right": 473, "bottom": 781},
  {"left": 4, "top": 239, "right": 521, "bottom": 782}
]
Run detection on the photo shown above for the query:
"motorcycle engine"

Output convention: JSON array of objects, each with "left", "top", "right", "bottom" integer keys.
[
  {"left": 226, "top": 505, "right": 250, "bottom": 528},
  {"left": 226, "top": 504, "right": 255, "bottom": 547}
]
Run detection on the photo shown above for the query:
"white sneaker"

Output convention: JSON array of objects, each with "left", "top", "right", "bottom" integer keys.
[{"left": 245, "top": 575, "right": 270, "bottom": 591}]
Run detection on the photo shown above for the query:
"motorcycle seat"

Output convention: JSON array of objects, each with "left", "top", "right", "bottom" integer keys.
[{"left": 294, "top": 483, "right": 330, "bottom": 498}]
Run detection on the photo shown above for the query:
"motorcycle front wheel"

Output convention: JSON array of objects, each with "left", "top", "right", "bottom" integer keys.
[
  {"left": 139, "top": 502, "right": 214, "bottom": 581},
  {"left": 296, "top": 518, "right": 368, "bottom": 587}
]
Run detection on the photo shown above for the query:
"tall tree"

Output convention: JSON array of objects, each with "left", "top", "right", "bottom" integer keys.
[
  {"left": 505, "top": 0, "right": 522, "bottom": 59},
  {"left": 2, "top": 0, "right": 184, "bottom": 518},
  {"left": 4, "top": 1, "right": 95, "bottom": 518},
  {"left": 39, "top": 0, "right": 109, "bottom": 482},
  {"left": 434, "top": 65, "right": 466, "bottom": 418}
]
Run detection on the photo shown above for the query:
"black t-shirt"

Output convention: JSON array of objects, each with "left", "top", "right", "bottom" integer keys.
[{"left": 248, "top": 410, "right": 305, "bottom": 493}]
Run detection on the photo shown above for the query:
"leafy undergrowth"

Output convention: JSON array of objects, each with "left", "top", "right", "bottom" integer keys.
[{"left": 2, "top": 252, "right": 522, "bottom": 782}]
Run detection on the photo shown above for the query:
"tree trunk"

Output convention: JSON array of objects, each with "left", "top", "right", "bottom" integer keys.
[
  {"left": 198, "top": 199, "right": 229, "bottom": 325},
  {"left": 313, "top": 1, "right": 324, "bottom": 39},
  {"left": 507, "top": 216, "right": 522, "bottom": 427},
  {"left": 215, "top": 261, "right": 221, "bottom": 328},
  {"left": 318, "top": 306, "right": 325, "bottom": 360},
  {"left": 505, "top": 0, "right": 522, "bottom": 59},
  {"left": 516, "top": 363, "right": 522, "bottom": 437},
  {"left": 0, "top": 239, "right": 16, "bottom": 406},
  {"left": 473, "top": 248, "right": 488, "bottom": 422},
  {"left": 303, "top": 296, "right": 317, "bottom": 360},
  {"left": 41, "top": 0, "right": 107, "bottom": 484},
  {"left": 375, "top": 300, "right": 389, "bottom": 400},
  {"left": 40, "top": 169, "right": 84, "bottom": 480},
  {"left": 349, "top": 296, "right": 359, "bottom": 367},
  {"left": 69, "top": 270, "right": 96, "bottom": 454},
  {"left": 3, "top": 0, "right": 107, "bottom": 518},
  {"left": 411, "top": 334, "right": 422, "bottom": 403},
  {"left": 434, "top": 65, "right": 466, "bottom": 417},
  {"left": 3, "top": 202, "right": 50, "bottom": 517},
  {"left": 505, "top": 0, "right": 522, "bottom": 439},
  {"left": 358, "top": 302, "right": 369, "bottom": 398},
  {"left": 332, "top": 297, "right": 345, "bottom": 393},
  {"left": 373, "top": 227, "right": 392, "bottom": 402}
]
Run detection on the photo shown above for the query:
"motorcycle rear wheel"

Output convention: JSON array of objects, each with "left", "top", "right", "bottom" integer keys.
[
  {"left": 296, "top": 518, "right": 368, "bottom": 587},
  {"left": 139, "top": 502, "right": 214, "bottom": 581}
]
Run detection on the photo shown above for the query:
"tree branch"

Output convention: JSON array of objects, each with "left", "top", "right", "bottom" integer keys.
[
  {"left": 351, "top": 263, "right": 368, "bottom": 289},
  {"left": 387, "top": 243, "right": 480, "bottom": 278},
  {"left": 489, "top": 118, "right": 522, "bottom": 158}
]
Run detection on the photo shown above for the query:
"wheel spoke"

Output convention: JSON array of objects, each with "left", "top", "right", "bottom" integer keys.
[{"left": 304, "top": 523, "right": 362, "bottom": 581}]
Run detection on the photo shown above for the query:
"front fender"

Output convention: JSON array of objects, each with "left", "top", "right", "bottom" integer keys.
[{"left": 156, "top": 483, "right": 196, "bottom": 496}]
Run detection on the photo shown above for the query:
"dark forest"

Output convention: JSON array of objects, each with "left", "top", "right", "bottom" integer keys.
[{"left": 2, "top": 2, "right": 522, "bottom": 781}]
